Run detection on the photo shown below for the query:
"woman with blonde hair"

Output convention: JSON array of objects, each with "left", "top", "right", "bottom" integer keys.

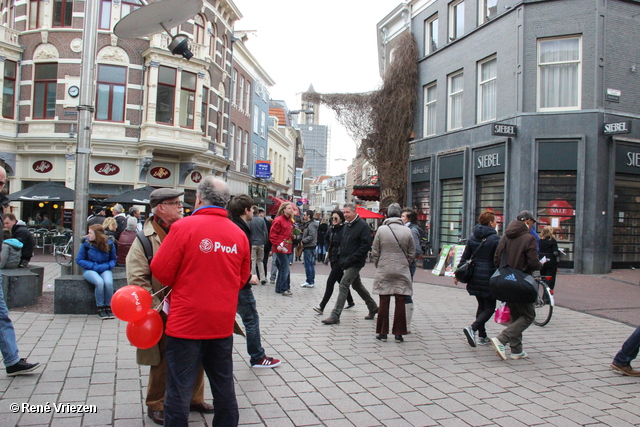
[
  {"left": 539, "top": 225, "right": 560, "bottom": 291},
  {"left": 102, "top": 217, "right": 118, "bottom": 243},
  {"left": 269, "top": 202, "right": 295, "bottom": 296},
  {"left": 76, "top": 224, "right": 117, "bottom": 319}
]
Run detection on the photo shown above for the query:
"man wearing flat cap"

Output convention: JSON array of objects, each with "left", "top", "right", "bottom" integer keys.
[
  {"left": 517, "top": 210, "right": 540, "bottom": 251},
  {"left": 126, "top": 188, "right": 214, "bottom": 425},
  {"left": 87, "top": 206, "right": 106, "bottom": 226}
]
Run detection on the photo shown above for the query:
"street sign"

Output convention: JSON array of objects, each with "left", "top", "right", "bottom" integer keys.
[{"left": 255, "top": 160, "right": 271, "bottom": 179}]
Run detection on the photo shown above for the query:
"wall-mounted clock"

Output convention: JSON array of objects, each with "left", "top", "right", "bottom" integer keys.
[{"left": 68, "top": 85, "right": 79, "bottom": 98}]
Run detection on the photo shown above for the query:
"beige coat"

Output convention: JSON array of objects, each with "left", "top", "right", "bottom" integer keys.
[{"left": 371, "top": 218, "right": 415, "bottom": 296}]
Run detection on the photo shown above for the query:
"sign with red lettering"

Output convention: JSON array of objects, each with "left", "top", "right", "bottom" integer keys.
[
  {"left": 190, "top": 171, "right": 202, "bottom": 183},
  {"left": 150, "top": 167, "right": 171, "bottom": 180},
  {"left": 32, "top": 160, "right": 53, "bottom": 173},
  {"left": 94, "top": 162, "right": 120, "bottom": 176}
]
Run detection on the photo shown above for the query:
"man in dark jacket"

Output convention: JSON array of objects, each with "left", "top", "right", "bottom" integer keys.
[
  {"left": 322, "top": 203, "right": 379, "bottom": 325},
  {"left": 87, "top": 206, "right": 106, "bottom": 226},
  {"left": 248, "top": 206, "right": 268, "bottom": 285},
  {"left": 490, "top": 212, "right": 543, "bottom": 361},
  {"left": 300, "top": 210, "right": 318, "bottom": 288},
  {"left": 3, "top": 213, "right": 34, "bottom": 267},
  {"left": 228, "top": 194, "right": 281, "bottom": 369}
]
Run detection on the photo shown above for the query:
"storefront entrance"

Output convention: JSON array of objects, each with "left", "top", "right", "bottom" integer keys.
[{"left": 613, "top": 176, "right": 640, "bottom": 268}]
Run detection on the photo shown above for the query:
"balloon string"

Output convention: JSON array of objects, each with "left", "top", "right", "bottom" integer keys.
[{"left": 153, "top": 288, "right": 171, "bottom": 311}]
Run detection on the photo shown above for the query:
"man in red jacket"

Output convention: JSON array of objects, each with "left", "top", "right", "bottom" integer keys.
[{"left": 151, "top": 176, "right": 250, "bottom": 427}]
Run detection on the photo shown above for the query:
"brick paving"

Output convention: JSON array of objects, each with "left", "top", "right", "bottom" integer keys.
[{"left": 0, "top": 260, "right": 639, "bottom": 426}]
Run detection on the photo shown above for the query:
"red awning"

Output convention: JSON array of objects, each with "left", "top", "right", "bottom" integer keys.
[
  {"left": 352, "top": 185, "right": 380, "bottom": 201},
  {"left": 356, "top": 206, "right": 385, "bottom": 219},
  {"left": 267, "top": 196, "right": 301, "bottom": 217}
]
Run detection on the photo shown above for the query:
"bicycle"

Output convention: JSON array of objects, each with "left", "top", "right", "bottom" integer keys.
[
  {"left": 533, "top": 275, "right": 554, "bottom": 326},
  {"left": 54, "top": 236, "right": 73, "bottom": 267}
]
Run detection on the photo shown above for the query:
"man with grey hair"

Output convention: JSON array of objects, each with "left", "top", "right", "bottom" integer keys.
[
  {"left": 152, "top": 176, "right": 250, "bottom": 425},
  {"left": 112, "top": 203, "right": 126, "bottom": 240},
  {"left": 322, "top": 203, "right": 379, "bottom": 325}
]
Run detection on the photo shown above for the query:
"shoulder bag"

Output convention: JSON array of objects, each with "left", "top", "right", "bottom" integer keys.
[
  {"left": 489, "top": 240, "right": 539, "bottom": 303},
  {"left": 454, "top": 238, "right": 486, "bottom": 284},
  {"left": 386, "top": 224, "right": 411, "bottom": 266}
]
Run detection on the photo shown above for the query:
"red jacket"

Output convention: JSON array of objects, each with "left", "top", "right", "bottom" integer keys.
[
  {"left": 151, "top": 207, "right": 250, "bottom": 339},
  {"left": 269, "top": 214, "right": 294, "bottom": 254}
]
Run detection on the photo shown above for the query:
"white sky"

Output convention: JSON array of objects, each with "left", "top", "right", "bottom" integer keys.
[{"left": 232, "top": 0, "right": 397, "bottom": 175}]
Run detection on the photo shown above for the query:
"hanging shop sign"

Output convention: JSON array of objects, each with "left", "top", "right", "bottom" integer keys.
[
  {"left": 190, "top": 171, "right": 202, "bottom": 183},
  {"left": 255, "top": 160, "right": 271, "bottom": 179},
  {"left": 32, "top": 160, "right": 53, "bottom": 173},
  {"left": 150, "top": 166, "right": 171, "bottom": 180},
  {"left": 94, "top": 162, "right": 120, "bottom": 176},
  {"left": 491, "top": 123, "right": 517, "bottom": 137}
]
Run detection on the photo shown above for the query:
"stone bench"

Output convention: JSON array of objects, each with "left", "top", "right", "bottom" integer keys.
[
  {"left": 27, "top": 265, "right": 44, "bottom": 296},
  {"left": 1, "top": 269, "right": 40, "bottom": 309},
  {"left": 54, "top": 272, "right": 128, "bottom": 315}
]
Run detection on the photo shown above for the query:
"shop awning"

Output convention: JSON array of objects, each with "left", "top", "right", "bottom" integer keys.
[
  {"left": 352, "top": 185, "right": 380, "bottom": 201},
  {"left": 267, "top": 196, "right": 300, "bottom": 217},
  {"left": 356, "top": 206, "right": 385, "bottom": 219}
]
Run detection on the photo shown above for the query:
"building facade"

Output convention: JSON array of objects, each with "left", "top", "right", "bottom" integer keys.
[{"left": 382, "top": 0, "right": 640, "bottom": 273}]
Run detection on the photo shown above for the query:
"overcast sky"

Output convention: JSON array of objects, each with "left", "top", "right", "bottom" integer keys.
[{"left": 232, "top": 0, "right": 397, "bottom": 175}]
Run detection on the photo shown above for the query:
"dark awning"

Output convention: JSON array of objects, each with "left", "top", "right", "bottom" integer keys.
[{"left": 352, "top": 185, "right": 380, "bottom": 201}]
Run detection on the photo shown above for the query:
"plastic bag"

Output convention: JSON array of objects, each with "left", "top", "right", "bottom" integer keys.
[{"left": 494, "top": 302, "right": 511, "bottom": 325}]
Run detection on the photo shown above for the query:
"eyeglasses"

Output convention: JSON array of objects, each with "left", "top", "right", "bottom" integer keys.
[
  {"left": 332, "top": 217, "right": 340, "bottom": 221},
  {"left": 160, "top": 201, "right": 183, "bottom": 206}
]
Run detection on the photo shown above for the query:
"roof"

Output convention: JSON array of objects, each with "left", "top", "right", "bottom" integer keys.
[{"left": 269, "top": 108, "right": 287, "bottom": 126}]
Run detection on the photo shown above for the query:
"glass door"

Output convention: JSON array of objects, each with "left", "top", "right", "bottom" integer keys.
[
  {"left": 537, "top": 172, "right": 576, "bottom": 268},
  {"left": 475, "top": 173, "right": 505, "bottom": 234},
  {"left": 613, "top": 176, "right": 640, "bottom": 268},
  {"left": 440, "top": 178, "right": 464, "bottom": 246}
]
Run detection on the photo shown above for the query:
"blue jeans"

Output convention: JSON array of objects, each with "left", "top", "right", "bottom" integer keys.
[
  {"left": 83, "top": 270, "right": 114, "bottom": 306},
  {"left": 164, "top": 335, "right": 238, "bottom": 427},
  {"left": 237, "top": 287, "right": 265, "bottom": 365},
  {"left": 274, "top": 253, "right": 290, "bottom": 293},
  {"left": 316, "top": 244, "right": 326, "bottom": 256},
  {"left": 614, "top": 324, "right": 640, "bottom": 366},
  {"left": 0, "top": 276, "right": 20, "bottom": 367},
  {"left": 303, "top": 248, "right": 316, "bottom": 285}
]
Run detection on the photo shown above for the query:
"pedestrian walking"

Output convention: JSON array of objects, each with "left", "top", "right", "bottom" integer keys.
[
  {"left": 611, "top": 325, "right": 640, "bottom": 376},
  {"left": 300, "top": 210, "right": 318, "bottom": 288},
  {"left": 269, "top": 202, "right": 294, "bottom": 296},
  {"left": 539, "top": 225, "right": 560, "bottom": 291},
  {"left": 248, "top": 206, "right": 268, "bottom": 285}
]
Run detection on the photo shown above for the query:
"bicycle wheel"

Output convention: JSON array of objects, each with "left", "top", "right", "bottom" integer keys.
[
  {"left": 55, "top": 246, "right": 73, "bottom": 267},
  {"left": 533, "top": 282, "right": 553, "bottom": 327}
]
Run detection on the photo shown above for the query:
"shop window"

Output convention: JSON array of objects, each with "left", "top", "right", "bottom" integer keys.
[
  {"left": 29, "top": 0, "right": 46, "bottom": 29},
  {"left": 613, "top": 177, "right": 640, "bottom": 267},
  {"left": 537, "top": 172, "right": 576, "bottom": 267},
  {"left": 440, "top": 178, "right": 464, "bottom": 246},
  {"left": 96, "top": 64, "right": 126, "bottom": 122},
  {"left": 477, "top": 56, "right": 496, "bottom": 123},
  {"left": 53, "top": 0, "right": 73, "bottom": 27},
  {"left": 475, "top": 173, "right": 504, "bottom": 233},
  {"left": 537, "top": 36, "right": 581, "bottom": 111},
  {"left": 3, "top": 60, "right": 16, "bottom": 119},
  {"left": 447, "top": 71, "right": 463, "bottom": 131},
  {"left": 412, "top": 182, "right": 431, "bottom": 241},
  {"left": 156, "top": 66, "right": 176, "bottom": 124},
  {"left": 33, "top": 63, "right": 58, "bottom": 119},
  {"left": 449, "top": 0, "right": 464, "bottom": 41},
  {"left": 424, "top": 14, "right": 438, "bottom": 55},
  {"left": 179, "top": 70, "right": 196, "bottom": 128},
  {"left": 99, "top": 0, "right": 111, "bottom": 29}
]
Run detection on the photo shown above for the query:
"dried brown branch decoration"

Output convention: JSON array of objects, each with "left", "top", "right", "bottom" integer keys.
[{"left": 303, "top": 31, "right": 418, "bottom": 206}]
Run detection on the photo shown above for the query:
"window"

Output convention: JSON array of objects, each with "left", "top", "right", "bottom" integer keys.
[
  {"left": 209, "top": 24, "right": 217, "bottom": 60},
  {"left": 3, "top": 60, "right": 16, "bottom": 119},
  {"left": 33, "top": 63, "right": 57, "bottom": 119},
  {"left": 201, "top": 86, "right": 209, "bottom": 135},
  {"left": 449, "top": 0, "right": 464, "bottom": 40},
  {"left": 478, "top": 0, "right": 497, "bottom": 24},
  {"left": 424, "top": 14, "right": 438, "bottom": 55},
  {"left": 228, "top": 125, "right": 235, "bottom": 160},
  {"left": 179, "top": 71, "right": 196, "bottom": 128},
  {"left": 477, "top": 56, "right": 496, "bottom": 123},
  {"left": 260, "top": 111, "right": 266, "bottom": 138},
  {"left": 53, "top": 0, "right": 73, "bottom": 27},
  {"left": 121, "top": 0, "right": 141, "bottom": 19},
  {"left": 99, "top": 0, "right": 112, "bottom": 30},
  {"left": 447, "top": 71, "right": 463, "bottom": 130},
  {"left": 538, "top": 36, "right": 581, "bottom": 111},
  {"left": 245, "top": 82, "right": 251, "bottom": 112},
  {"left": 244, "top": 131, "right": 249, "bottom": 165},
  {"left": 156, "top": 66, "right": 176, "bottom": 124},
  {"left": 2, "top": 2, "right": 16, "bottom": 28},
  {"left": 231, "top": 69, "right": 237, "bottom": 106},
  {"left": 29, "top": 0, "right": 45, "bottom": 29},
  {"left": 253, "top": 105, "right": 259, "bottom": 134},
  {"left": 238, "top": 76, "right": 244, "bottom": 108},
  {"left": 194, "top": 14, "right": 205, "bottom": 45},
  {"left": 236, "top": 126, "right": 242, "bottom": 164},
  {"left": 423, "top": 82, "right": 437, "bottom": 137},
  {"left": 96, "top": 64, "right": 126, "bottom": 122},
  {"left": 252, "top": 143, "right": 258, "bottom": 173}
]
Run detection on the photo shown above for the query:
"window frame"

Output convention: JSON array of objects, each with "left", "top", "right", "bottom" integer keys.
[
  {"left": 201, "top": 85, "right": 209, "bottom": 135},
  {"left": 448, "top": 0, "right": 465, "bottom": 41},
  {"left": 95, "top": 64, "right": 127, "bottom": 123},
  {"left": 245, "top": 81, "right": 251, "bottom": 112},
  {"left": 478, "top": 0, "right": 497, "bottom": 25},
  {"left": 3, "top": 60, "right": 16, "bottom": 119},
  {"left": 178, "top": 70, "right": 197, "bottom": 129},
  {"left": 52, "top": 0, "right": 73, "bottom": 28},
  {"left": 231, "top": 69, "right": 238, "bottom": 106},
  {"left": 423, "top": 82, "right": 437, "bottom": 137},
  {"left": 194, "top": 14, "right": 205, "bottom": 45},
  {"left": 228, "top": 124, "right": 235, "bottom": 160},
  {"left": 424, "top": 13, "right": 438, "bottom": 55},
  {"left": 236, "top": 126, "right": 242, "bottom": 164},
  {"left": 477, "top": 56, "right": 497, "bottom": 123},
  {"left": 33, "top": 63, "right": 58, "bottom": 119},
  {"left": 99, "top": 0, "right": 112, "bottom": 30},
  {"left": 537, "top": 35, "right": 582, "bottom": 112},
  {"left": 29, "top": 0, "right": 46, "bottom": 29},
  {"left": 447, "top": 70, "right": 464, "bottom": 131},
  {"left": 120, "top": 0, "right": 141, "bottom": 20},
  {"left": 156, "top": 65, "right": 176, "bottom": 125},
  {"left": 238, "top": 75, "right": 244, "bottom": 109}
]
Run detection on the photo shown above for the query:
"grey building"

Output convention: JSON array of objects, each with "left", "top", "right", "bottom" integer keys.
[{"left": 396, "top": 0, "right": 640, "bottom": 274}]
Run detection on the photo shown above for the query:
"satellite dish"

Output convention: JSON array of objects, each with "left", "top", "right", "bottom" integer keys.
[{"left": 114, "top": 0, "right": 204, "bottom": 39}]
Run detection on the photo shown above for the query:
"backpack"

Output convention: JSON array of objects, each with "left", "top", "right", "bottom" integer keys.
[
  {"left": 411, "top": 224, "right": 430, "bottom": 255},
  {"left": 135, "top": 230, "right": 154, "bottom": 265}
]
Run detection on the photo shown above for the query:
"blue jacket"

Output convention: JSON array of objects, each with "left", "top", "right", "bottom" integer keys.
[
  {"left": 458, "top": 224, "right": 500, "bottom": 297},
  {"left": 76, "top": 240, "right": 117, "bottom": 273}
]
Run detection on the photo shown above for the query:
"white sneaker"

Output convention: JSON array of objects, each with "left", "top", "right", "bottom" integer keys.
[
  {"left": 491, "top": 337, "right": 507, "bottom": 361},
  {"left": 300, "top": 282, "right": 310, "bottom": 287},
  {"left": 511, "top": 351, "right": 529, "bottom": 360}
]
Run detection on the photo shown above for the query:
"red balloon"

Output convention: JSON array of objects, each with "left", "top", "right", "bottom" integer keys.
[
  {"left": 111, "top": 285, "right": 152, "bottom": 322},
  {"left": 126, "top": 309, "right": 163, "bottom": 349}
]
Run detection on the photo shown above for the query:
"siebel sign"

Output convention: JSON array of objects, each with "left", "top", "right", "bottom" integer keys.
[
  {"left": 603, "top": 121, "right": 631, "bottom": 135},
  {"left": 491, "top": 123, "right": 517, "bottom": 137}
]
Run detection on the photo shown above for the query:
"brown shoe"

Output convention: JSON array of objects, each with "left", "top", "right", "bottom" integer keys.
[
  {"left": 190, "top": 402, "right": 215, "bottom": 413},
  {"left": 364, "top": 307, "right": 378, "bottom": 320},
  {"left": 147, "top": 409, "right": 164, "bottom": 425},
  {"left": 321, "top": 316, "right": 340, "bottom": 325},
  {"left": 611, "top": 362, "right": 640, "bottom": 377}
]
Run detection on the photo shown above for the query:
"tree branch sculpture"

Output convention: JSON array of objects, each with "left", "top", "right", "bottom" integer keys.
[{"left": 303, "top": 31, "right": 418, "bottom": 206}]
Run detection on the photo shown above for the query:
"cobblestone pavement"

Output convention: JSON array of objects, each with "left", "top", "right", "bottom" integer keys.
[{"left": 1, "top": 266, "right": 639, "bottom": 426}]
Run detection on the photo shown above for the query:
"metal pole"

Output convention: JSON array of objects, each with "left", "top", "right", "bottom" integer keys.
[{"left": 71, "top": 0, "right": 99, "bottom": 275}]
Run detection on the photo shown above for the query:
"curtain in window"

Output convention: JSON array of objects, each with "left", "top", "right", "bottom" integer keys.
[
  {"left": 425, "top": 85, "right": 436, "bottom": 136},
  {"left": 449, "top": 74, "right": 463, "bottom": 129},
  {"left": 480, "top": 59, "right": 496, "bottom": 122},
  {"left": 539, "top": 38, "right": 579, "bottom": 109}
]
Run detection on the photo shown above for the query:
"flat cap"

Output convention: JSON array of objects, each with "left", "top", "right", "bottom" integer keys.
[
  {"left": 93, "top": 205, "right": 105, "bottom": 214},
  {"left": 150, "top": 188, "right": 185, "bottom": 208},
  {"left": 517, "top": 210, "right": 537, "bottom": 223}
]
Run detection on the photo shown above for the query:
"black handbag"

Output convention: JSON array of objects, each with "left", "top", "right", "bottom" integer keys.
[
  {"left": 454, "top": 238, "right": 486, "bottom": 284},
  {"left": 489, "top": 241, "right": 539, "bottom": 303}
]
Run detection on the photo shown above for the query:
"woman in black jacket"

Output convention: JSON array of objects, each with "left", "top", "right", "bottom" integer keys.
[
  {"left": 539, "top": 225, "right": 559, "bottom": 290},
  {"left": 313, "top": 210, "right": 354, "bottom": 314},
  {"left": 454, "top": 210, "right": 501, "bottom": 347}
]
